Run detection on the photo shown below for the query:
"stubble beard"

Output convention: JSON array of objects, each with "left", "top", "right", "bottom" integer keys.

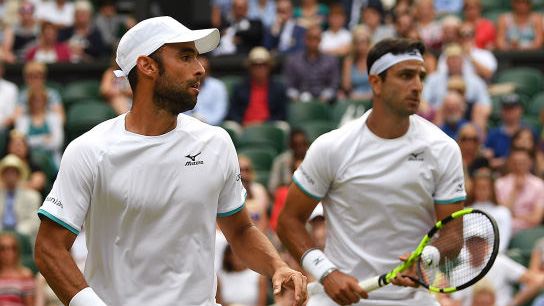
[{"left": 152, "top": 74, "right": 197, "bottom": 116}]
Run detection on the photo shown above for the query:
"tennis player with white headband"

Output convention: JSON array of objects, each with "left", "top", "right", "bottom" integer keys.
[
  {"left": 277, "top": 38, "right": 466, "bottom": 306},
  {"left": 34, "top": 16, "right": 307, "bottom": 306}
]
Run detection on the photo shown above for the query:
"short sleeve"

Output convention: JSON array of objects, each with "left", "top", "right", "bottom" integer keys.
[
  {"left": 217, "top": 130, "right": 246, "bottom": 217},
  {"left": 433, "top": 141, "right": 467, "bottom": 204},
  {"left": 292, "top": 134, "right": 336, "bottom": 200},
  {"left": 38, "top": 139, "right": 95, "bottom": 234}
]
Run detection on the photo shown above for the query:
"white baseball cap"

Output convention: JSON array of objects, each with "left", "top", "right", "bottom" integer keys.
[{"left": 114, "top": 16, "right": 220, "bottom": 77}]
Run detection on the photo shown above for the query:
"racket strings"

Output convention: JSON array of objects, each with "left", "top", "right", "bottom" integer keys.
[{"left": 418, "top": 212, "right": 497, "bottom": 289}]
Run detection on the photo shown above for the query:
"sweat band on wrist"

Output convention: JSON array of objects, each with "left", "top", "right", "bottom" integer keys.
[
  {"left": 69, "top": 287, "right": 107, "bottom": 306},
  {"left": 301, "top": 248, "right": 337, "bottom": 283},
  {"left": 369, "top": 50, "right": 424, "bottom": 76}
]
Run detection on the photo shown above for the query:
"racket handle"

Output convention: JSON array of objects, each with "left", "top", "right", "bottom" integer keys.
[{"left": 359, "top": 274, "right": 388, "bottom": 293}]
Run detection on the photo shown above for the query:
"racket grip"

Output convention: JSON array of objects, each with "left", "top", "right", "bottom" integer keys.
[{"left": 359, "top": 274, "right": 388, "bottom": 293}]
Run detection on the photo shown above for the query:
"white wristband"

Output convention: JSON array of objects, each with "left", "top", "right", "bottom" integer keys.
[
  {"left": 301, "top": 248, "right": 337, "bottom": 283},
  {"left": 421, "top": 245, "right": 440, "bottom": 268},
  {"left": 69, "top": 287, "right": 107, "bottom": 306}
]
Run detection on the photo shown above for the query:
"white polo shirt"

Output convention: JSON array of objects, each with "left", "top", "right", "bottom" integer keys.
[
  {"left": 294, "top": 110, "right": 466, "bottom": 305},
  {"left": 39, "top": 113, "right": 246, "bottom": 305}
]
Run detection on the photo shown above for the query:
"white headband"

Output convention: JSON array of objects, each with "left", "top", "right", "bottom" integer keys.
[{"left": 369, "top": 50, "right": 424, "bottom": 76}]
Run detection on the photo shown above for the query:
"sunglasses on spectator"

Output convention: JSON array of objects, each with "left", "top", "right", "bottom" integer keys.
[
  {"left": 0, "top": 244, "right": 18, "bottom": 252},
  {"left": 460, "top": 136, "right": 479, "bottom": 142},
  {"left": 460, "top": 30, "right": 475, "bottom": 38}
]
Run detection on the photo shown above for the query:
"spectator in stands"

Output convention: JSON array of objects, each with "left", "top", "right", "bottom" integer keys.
[
  {"left": 214, "top": 0, "right": 264, "bottom": 56},
  {"left": 15, "top": 87, "right": 64, "bottom": 169},
  {"left": 269, "top": 157, "right": 304, "bottom": 232},
  {"left": 497, "top": 0, "right": 543, "bottom": 50},
  {"left": 466, "top": 168, "right": 512, "bottom": 252},
  {"left": 248, "top": 0, "right": 276, "bottom": 29},
  {"left": 293, "top": 0, "right": 328, "bottom": 29},
  {"left": 263, "top": 0, "right": 306, "bottom": 55},
  {"left": 0, "top": 232, "right": 35, "bottom": 306},
  {"left": 339, "top": 25, "right": 372, "bottom": 101},
  {"left": 344, "top": 0, "right": 384, "bottom": 30},
  {"left": 433, "top": 0, "right": 464, "bottom": 16},
  {"left": 238, "top": 155, "right": 269, "bottom": 233},
  {"left": 1, "top": 1, "right": 39, "bottom": 63},
  {"left": 35, "top": 0, "right": 75, "bottom": 28},
  {"left": 0, "top": 60, "right": 18, "bottom": 131},
  {"left": 320, "top": 4, "right": 351, "bottom": 57},
  {"left": 469, "top": 280, "right": 496, "bottom": 306},
  {"left": 284, "top": 25, "right": 339, "bottom": 103},
  {"left": 438, "top": 90, "right": 469, "bottom": 139},
  {"left": 462, "top": 0, "right": 496, "bottom": 50},
  {"left": 457, "top": 22, "right": 497, "bottom": 81},
  {"left": 58, "top": 0, "right": 104, "bottom": 62},
  {"left": 440, "top": 15, "right": 462, "bottom": 47},
  {"left": 16, "top": 61, "right": 65, "bottom": 123},
  {"left": 268, "top": 129, "right": 308, "bottom": 195},
  {"left": 100, "top": 48, "right": 132, "bottom": 115},
  {"left": 511, "top": 127, "right": 540, "bottom": 173},
  {"left": 496, "top": 147, "right": 544, "bottom": 234},
  {"left": 94, "top": 0, "right": 135, "bottom": 54},
  {"left": 422, "top": 43, "right": 491, "bottom": 132},
  {"left": 457, "top": 123, "right": 490, "bottom": 192},
  {"left": 0, "top": 154, "right": 41, "bottom": 240},
  {"left": 414, "top": 0, "right": 442, "bottom": 52},
  {"left": 363, "top": 0, "right": 396, "bottom": 44},
  {"left": 217, "top": 245, "right": 269, "bottom": 306},
  {"left": 185, "top": 56, "right": 228, "bottom": 126},
  {"left": 227, "top": 47, "right": 287, "bottom": 126},
  {"left": 5, "top": 131, "right": 46, "bottom": 194},
  {"left": 484, "top": 93, "right": 533, "bottom": 171},
  {"left": 24, "top": 21, "right": 71, "bottom": 63}
]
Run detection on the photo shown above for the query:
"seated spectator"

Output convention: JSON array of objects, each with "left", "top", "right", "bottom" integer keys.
[
  {"left": 269, "top": 157, "right": 304, "bottom": 231},
  {"left": 1, "top": 1, "right": 40, "bottom": 63},
  {"left": 100, "top": 48, "right": 132, "bottom": 115},
  {"left": 457, "top": 123, "right": 490, "bottom": 192},
  {"left": 414, "top": 0, "right": 442, "bottom": 52},
  {"left": 361, "top": 0, "right": 395, "bottom": 44},
  {"left": 0, "top": 154, "right": 41, "bottom": 240},
  {"left": 440, "top": 15, "right": 462, "bottom": 47},
  {"left": 15, "top": 87, "right": 64, "bottom": 169},
  {"left": 35, "top": 0, "right": 75, "bottom": 28},
  {"left": 211, "top": 0, "right": 234, "bottom": 28},
  {"left": 0, "top": 232, "right": 35, "bottom": 306},
  {"left": 263, "top": 0, "right": 306, "bottom": 55},
  {"left": 484, "top": 94, "right": 534, "bottom": 171},
  {"left": 392, "top": 8, "right": 415, "bottom": 39},
  {"left": 462, "top": 0, "right": 496, "bottom": 50},
  {"left": 438, "top": 91, "right": 469, "bottom": 139},
  {"left": 511, "top": 127, "right": 541, "bottom": 173},
  {"left": 24, "top": 21, "right": 71, "bottom": 63},
  {"left": 433, "top": 0, "right": 463, "bottom": 16},
  {"left": 339, "top": 25, "right": 372, "bottom": 101},
  {"left": 16, "top": 61, "right": 65, "bottom": 123},
  {"left": 248, "top": 0, "right": 276, "bottom": 29},
  {"left": 6, "top": 130, "right": 47, "bottom": 194},
  {"left": 466, "top": 168, "right": 512, "bottom": 252},
  {"left": 94, "top": 0, "right": 132, "bottom": 54},
  {"left": 320, "top": 4, "right": 351, "bottom": 56},
  {"left": 345, "top": 0, "right": 384, "bottom": 30},
  {"left": 497, "top": 0, "right": 543, "bottom": 50},
  {"left": 185, "top": 56, "right": 227, "bottom": 125},
  {"left": 422, "top": 43, "right": 491, "bottom": 132},
  {"left": 0, "top": 60, "right": 18, "bottom": 131},
  {"left": 496, "top": 148, "right": 544, "bottom": 234},
  {"left": 284, "top": 25, "right": 339, "bottom": 103},
  {"left": 58, "top": 0, "right": 105, "bottom": 62},
  {"left": 227, "top": 47, "right": 287, "bottom": 126},
  {"left": 217, "top": 245, "right": 268, "bottom": 306},
  {"left": 238, "top": 155, "right": 269, "bottom": 233},
  {"left": 293, "top": 0, "right": 328, "bottom": 29},
  {"left": 214, "top": 0, "right": 264, "bottom": 56},
  {"left": 267, "top": 129, "right": 308, "bottom": 195}
]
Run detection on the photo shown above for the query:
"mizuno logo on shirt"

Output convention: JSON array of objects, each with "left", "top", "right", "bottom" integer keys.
[
  {"left": 408, "top": 151, "right": 424, "bottom": 161},
  {"left": 185, "top": 152, "right": 204, "bottom": 166},
  {"left": 456, "top": 183, "right": 464, "bottom": 192}
]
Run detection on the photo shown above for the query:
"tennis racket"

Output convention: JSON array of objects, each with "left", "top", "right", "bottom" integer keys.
[{"left": 308, "top": 208, "right": 499, "bottom": 295}]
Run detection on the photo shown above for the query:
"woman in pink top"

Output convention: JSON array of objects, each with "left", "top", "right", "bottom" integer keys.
[
  {"left": 495, "top": 147, "right": 544, "bottom": 233},
  {"left": 0, "top": 233, "right": 34, "bottom": 306},
  {"left": 24, "top": 21, "right": 71, "bottom": 63}
]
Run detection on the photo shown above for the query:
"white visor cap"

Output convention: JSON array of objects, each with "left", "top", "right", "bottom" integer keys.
[{"left": 114, "top": 16, "right": 220, "bottom": 77}]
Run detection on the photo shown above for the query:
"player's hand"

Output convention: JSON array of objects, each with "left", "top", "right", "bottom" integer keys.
[
  {"left": 390, "top": 253, "right": 419, "bottom": 288},
  {"left": 322, "top": 270, "right": 368, "bottom": 305},
  {"left": 272, "top": 266, "right": 308, "bottom": 306}
]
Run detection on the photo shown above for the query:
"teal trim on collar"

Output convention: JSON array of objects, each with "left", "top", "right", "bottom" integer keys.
[
  {"left": 293, "top": 175, "right": 323, "bottom": 201},
  {"left": 217, "top": 192, "right": 247, "bottom": 217},
  {"left": 38, "top": 209, "right": 79, "bottom": 235},
  {"left": 435, "top": 197, "right": 466, "bottom": 204}
]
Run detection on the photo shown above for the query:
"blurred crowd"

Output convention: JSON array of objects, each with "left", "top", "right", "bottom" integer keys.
[{"left": 0, "top": 0, "right": 543, "bottom": 305}]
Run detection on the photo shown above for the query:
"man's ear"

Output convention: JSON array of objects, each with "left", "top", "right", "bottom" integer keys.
[
  {"left": 135, "top": 55, "right": 158, "bottom": 79},
  {"left": 369, "top": 73, "right": 382, "bottom": 96}
]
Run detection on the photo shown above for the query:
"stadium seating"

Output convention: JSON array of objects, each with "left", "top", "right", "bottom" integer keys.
[
  {"left": 63, "top": 79, "right": 102, "bottom": 108},
  {"left": 287, "top": 101, "right": 330, "bottom": 128},
  {"left": 237, "top": 146, "right": 277, "bottom": 172},
  {"left": 508, "top": 225, "right": 544, "bottom": 267},
  {"left": 10, "top": 231, "right": 37, "bottom": 275},
  {"left": 528, "top": 92, "right": 544, "bottom": 117},
  {"left": 218, "top": 75, "right": 242, "bottom": 98},
  {"left": 65, "top": 100, "right": 116, "bottom": 144},
  {"left": 496, "top": 67, "right": 544, "bottom": 98},
  {"left": 237, "top": 124, "right": 286, "bottom": 153},
  {"left": 298, "top": 120, "right": 337, "bottom": 143},
  {"left": 331, "top": 99, "right": 371, "bottom": 125}
]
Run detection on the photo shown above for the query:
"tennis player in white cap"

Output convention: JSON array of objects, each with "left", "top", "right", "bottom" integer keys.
[{"left": 34, "top": 16, "right": 307, "bottom": 306}]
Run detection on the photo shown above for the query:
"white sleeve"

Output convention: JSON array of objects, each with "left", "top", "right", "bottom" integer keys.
[
  {"left": 434, "top": 140, "right": 467, "bottom": 204},
  {"left": 217, "top": 129, "right": 246, "bottom": 217},
  {"left": 38, "top": 138, "right": 95, "bottom": 234},
  {"left": 292, "top": 134, "right": 336, "bottom": 200}
]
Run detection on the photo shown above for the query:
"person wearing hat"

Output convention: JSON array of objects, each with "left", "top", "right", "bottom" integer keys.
[
  {"left": 0, "top": 154, "right": 41, "bottom": 240},
  {"left": 483, "top": 93, "right": 536, "bottom": 170},
  {"left": 227, "top": 46, "right": 288, "bottom": 126},
  {"left": 34, "top": 16, "right": 306, "bottom": 306}
]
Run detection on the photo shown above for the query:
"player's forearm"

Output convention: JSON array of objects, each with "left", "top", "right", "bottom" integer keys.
[{"left": 277, "top": 213, "right": 318, "bottom": 263}]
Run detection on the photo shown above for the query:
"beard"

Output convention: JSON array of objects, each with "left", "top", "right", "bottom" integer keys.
[{"left": 152, "top": 72, "right": 198, "bottom": 116}]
